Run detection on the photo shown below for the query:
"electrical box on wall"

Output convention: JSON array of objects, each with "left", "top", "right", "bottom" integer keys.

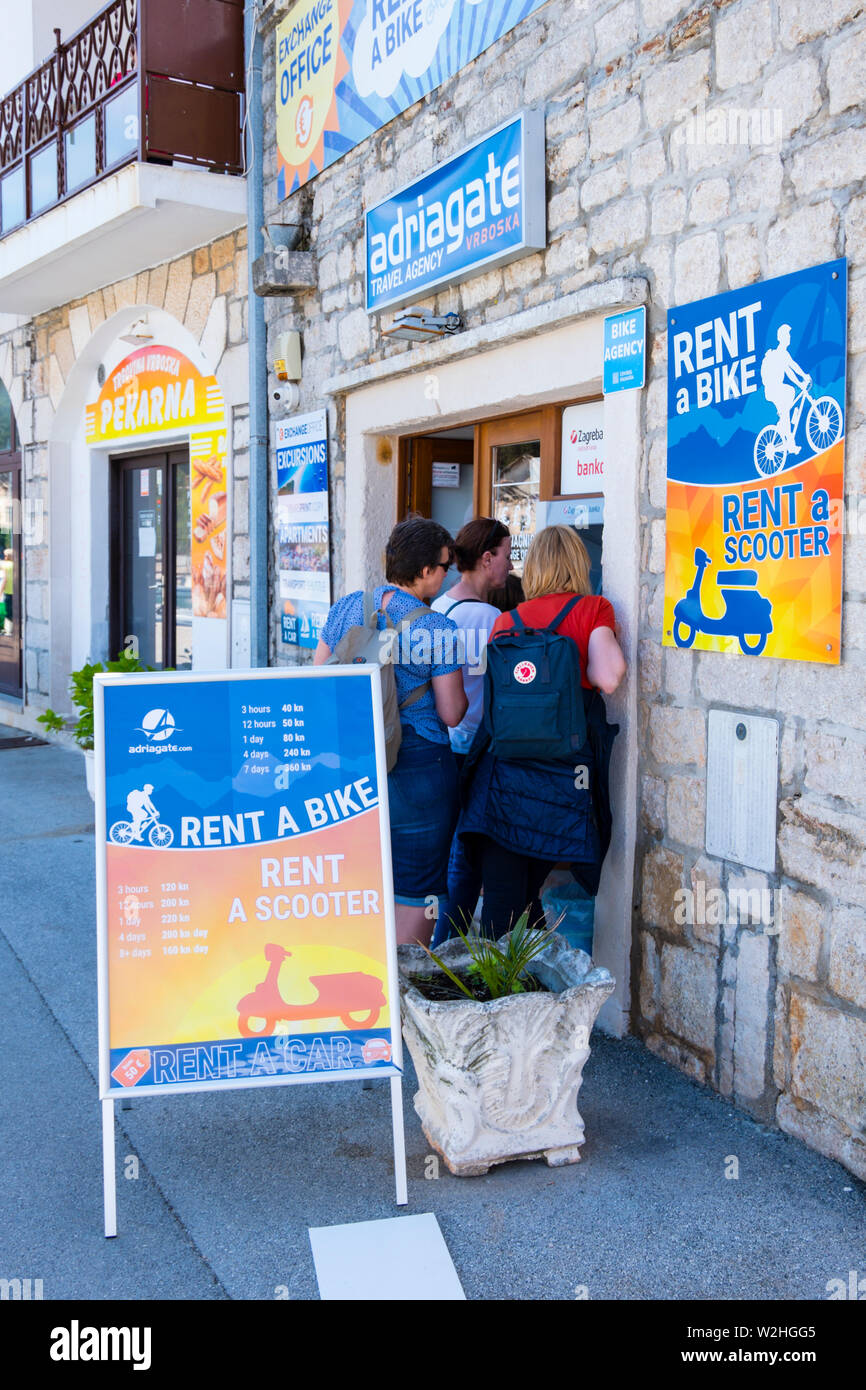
[
  {"left": 705, "top": 710, "right": 779, "bottom": 873},
  {"left": 273, "top": 332, "right": 302, "bottom": 381}
]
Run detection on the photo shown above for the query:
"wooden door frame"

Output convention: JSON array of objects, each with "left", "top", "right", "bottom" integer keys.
[
  {"left": 397, "top": 434, "right": 477, "bottom": 519},
  {"left": 476, "top": 405, "right": 562, "bottom": 515}
]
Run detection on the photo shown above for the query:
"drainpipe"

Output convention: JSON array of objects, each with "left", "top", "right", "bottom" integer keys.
[{"left": 245, "top": 0, "right": 269, "bottom": 667}]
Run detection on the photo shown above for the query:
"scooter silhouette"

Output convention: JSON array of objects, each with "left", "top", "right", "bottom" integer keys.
[
  {"left": 237, "top": 943, "right": 387, "bottom": 1038},
  {"left": 673, "top": 547, "right": 773, "bottom": 656}
]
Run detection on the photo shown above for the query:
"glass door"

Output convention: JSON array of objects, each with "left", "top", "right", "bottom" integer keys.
[
  {"left": 478, "top": 409, "right": 559, "bottom": 576},
  {"left": 0, "top": 460, "right": 21, "bottom": 697},
  {"left": 112, "top": 448, "right": 192, "bottom": 669}
]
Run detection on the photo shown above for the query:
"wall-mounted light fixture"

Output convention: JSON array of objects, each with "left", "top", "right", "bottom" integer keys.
[
  {"left": 119, "top": 316, "right": 154, "bottom": 345},
  {"left": 380, "top": 311, "right": 463, "bottom": 344}
]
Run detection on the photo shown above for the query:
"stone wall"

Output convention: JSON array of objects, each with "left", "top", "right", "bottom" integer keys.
[
  {"left": 0, "top": 230, "right": 250, "bottom": 709},
  {"left": 260, "top": 0, "right": 866, "bottom": 1176}
]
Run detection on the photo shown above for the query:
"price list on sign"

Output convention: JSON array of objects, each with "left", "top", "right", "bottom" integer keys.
[{"left": 96, "top": 669, "right": 400, "bottom": 1100}]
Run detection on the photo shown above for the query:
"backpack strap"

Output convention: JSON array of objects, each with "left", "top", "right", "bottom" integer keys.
[
  {"left": 362, "top": 590, "right": 376, "bottom": 626},
  {"left": 444, "top": 597, "right": 475, "bottom": 617},
  {"left": 546, "top": 594, "right": 583, "bottom": 633},
  {"left": 398, "top": 679, "right": 431, "bottom": 711}
]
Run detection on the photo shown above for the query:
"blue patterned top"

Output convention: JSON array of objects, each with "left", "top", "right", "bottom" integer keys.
[{"left": 321, "top": 585, "right": 460, "bottom": 745}]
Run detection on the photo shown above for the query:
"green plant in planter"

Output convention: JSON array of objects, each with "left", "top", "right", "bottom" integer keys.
[
  {"left": 37, "top": 651, "right": 150, "bottom": 750},
  {"left": 421, "top": 908, "right": 561, "bottom": 1001}
]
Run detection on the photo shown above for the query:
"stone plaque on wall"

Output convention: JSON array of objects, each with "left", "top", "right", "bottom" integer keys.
[{"left": 706, "top": 710, "right": 779, "bottom": 872}]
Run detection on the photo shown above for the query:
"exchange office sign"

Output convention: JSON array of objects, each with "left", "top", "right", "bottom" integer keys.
[
  {"left": 365, "top": 110, "right": 546, "bottom": 315},
  {"left": 275, "top": 0, "right": 550, "bottom": 197},
  {"left": 664, "top": 258, "right": 847, "bottom": 663}
]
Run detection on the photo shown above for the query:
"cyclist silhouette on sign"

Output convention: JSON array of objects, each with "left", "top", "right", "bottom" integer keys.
[
  {"left": 759, "top": 325, "right": 811, "bottom": 457},
  {"left": 127, "top": 784, "right": 158, "bottom": 843},
  {"left": 753, "top": 324, "right": 843, "bottom": 478}
]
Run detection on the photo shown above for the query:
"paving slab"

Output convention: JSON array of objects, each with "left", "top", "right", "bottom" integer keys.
[{"left": 0, "top": 734, "right": 863, "bottom": 1300}]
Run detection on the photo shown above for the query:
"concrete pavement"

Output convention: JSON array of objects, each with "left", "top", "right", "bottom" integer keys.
[{"left": 0, "top": 729, "right": 863, "bottom": 1300}]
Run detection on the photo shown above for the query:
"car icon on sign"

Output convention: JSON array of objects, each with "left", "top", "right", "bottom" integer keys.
[{"left": 362, "top": 1038, "right": 392, "bottom": 1065}]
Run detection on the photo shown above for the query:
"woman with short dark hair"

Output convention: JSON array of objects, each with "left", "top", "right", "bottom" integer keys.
[{"left": 314, "top": 516, "right": 468, "bottom": 946}]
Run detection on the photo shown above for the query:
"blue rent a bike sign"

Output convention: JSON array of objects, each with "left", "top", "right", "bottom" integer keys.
[
  {"left": 365, "top": 110, "right": 546, "bottom": 315},
  {"left": 663, "top": 258, "right": 847, "bottom": 664}
]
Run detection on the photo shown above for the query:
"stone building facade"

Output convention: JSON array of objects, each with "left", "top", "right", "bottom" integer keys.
[
  {"left": 258, "top": 0, "right": 866, "bottom": 1177},
  {"left": 0, "top": 229, "right": 251, "bottom": 715}
]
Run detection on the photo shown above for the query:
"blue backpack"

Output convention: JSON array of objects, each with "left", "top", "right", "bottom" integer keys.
[{"left": 483, "top": 595, "right": 587, "bottom": 761}]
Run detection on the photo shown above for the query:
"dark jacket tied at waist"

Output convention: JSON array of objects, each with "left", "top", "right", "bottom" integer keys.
[{"left": 457, "top": 687, "right": 619, "bottom": 896}]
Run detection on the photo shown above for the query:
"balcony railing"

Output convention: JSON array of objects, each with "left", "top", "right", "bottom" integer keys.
[{"left": 0, "top": 0, "right": 244, "bottom": 239}]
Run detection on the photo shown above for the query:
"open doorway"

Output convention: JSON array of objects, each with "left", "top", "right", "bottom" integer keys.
[{"left": 398, "top": 402, "right": 605, "bottom": 592}]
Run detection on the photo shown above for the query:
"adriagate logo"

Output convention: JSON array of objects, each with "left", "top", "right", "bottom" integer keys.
[
  {"left": 514, "top": 661, "right": 536, "bottom": 684},
  {"left": 129, "top": 708, "right": 192, "bottom": 756},
  {"left": 138, "top": 709, "right": 179, "bottom": 743}
]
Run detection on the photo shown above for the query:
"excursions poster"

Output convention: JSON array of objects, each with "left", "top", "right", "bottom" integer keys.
[
  {"left": 276, "top": 409, "right": 331, "bottom": 649},
  {"left": 96, "top": 669, "right": 399, "bottom": 1098},
  {"left": 664, "top": 259, "right": 847, "bottom": 664},
  {"left": 275, "top": 0, "right": 551, "bottom": 197}
]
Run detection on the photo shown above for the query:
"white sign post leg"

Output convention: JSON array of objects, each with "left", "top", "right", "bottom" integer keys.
[
  {"left": 102, "top": 1097, "right": 117, "bottom": 1238},
  {"left": 390, "top": 1075, "right": 408, "bottom": 1206}
]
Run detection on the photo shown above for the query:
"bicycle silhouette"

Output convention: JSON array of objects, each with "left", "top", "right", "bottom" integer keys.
[
  {"left": 109, "top": 811, "right": 174, "bottom": 848},
  {"left": 754, "top": 378, "right": 842, "bottom": 478}
]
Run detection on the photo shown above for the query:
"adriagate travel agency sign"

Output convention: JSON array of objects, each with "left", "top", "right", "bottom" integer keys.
[
  {"left": 275, "top": 0, "right": 550, "bottom": 196},
  {"left": 664, "top": 259, "right": 847, "bottom": 664},
  {"left": 365, "top": 111, "right": 546, "bottom": 314}
]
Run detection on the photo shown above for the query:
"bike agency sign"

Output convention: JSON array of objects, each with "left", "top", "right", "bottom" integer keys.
[
  {"left": 663, "top": 258, "right": 847, "bottom": 664},
  {"left": 95, "top": 668, "right": 401, "bottom": 1100}
]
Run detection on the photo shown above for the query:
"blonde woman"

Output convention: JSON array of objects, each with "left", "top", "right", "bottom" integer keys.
[{"left": 457, "top": 525, "right": 626, "bottom": 938}]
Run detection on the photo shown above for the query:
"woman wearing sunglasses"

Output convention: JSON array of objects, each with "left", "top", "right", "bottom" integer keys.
[{"left": 314, "top": 515, "right": 467, "bottom": 946}]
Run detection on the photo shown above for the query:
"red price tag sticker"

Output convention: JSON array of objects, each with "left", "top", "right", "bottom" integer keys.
[{"left": 111, "top": 1049, "right": 152, "bottom": 1088}]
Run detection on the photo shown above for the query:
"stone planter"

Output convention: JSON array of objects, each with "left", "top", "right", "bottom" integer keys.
[
  {"left": 398, "top": 933, "right": 615, "bottom": 1177},
  {"left": 83, "top": 748, "right": 95, "bottom": 801}
]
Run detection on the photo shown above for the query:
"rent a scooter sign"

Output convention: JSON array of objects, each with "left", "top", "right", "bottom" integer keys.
[
  {"left": 95, "top": 668, "right": 401, "bottom": 1099},
  {"left": 365, "top": 110, "right": 546, "bottom": 314},
  {"left": 663, "top": 258, "right": 847, "bottom": 664}
]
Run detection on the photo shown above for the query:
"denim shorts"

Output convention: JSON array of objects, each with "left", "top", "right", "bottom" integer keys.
[{"left": 387, "top": 727, "right": 459, "bottom": 907}]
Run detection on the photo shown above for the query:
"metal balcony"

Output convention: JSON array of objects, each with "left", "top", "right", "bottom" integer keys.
[{"left": 0, "top": 0, "right": 244, "bottom": 239}]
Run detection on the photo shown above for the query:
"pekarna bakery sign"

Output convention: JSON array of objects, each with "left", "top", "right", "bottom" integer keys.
[
  {"left": 86, "top": 346, "right": 229, "bottom": 624},
  {"left": 86, "top": 346, "right": 225, "bottom": 444},
  {"left": 365, "top": 110, "right": 546, "bottom": 315}
]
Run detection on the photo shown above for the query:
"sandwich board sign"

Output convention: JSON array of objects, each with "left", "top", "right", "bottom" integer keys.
[{"left": 95, "top": 666, "right": 406, "bottom": 1235}]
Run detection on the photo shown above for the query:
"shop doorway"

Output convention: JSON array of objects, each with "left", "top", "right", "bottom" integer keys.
[
  {"left": 399, "top": 404, "right": 604, "bottom": 588},
  {"left": 0, "top": 381, "right": 21, "bottom": 699},
  {"left": 110, "top": 447, "right": 192, "bottom": 670}
]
